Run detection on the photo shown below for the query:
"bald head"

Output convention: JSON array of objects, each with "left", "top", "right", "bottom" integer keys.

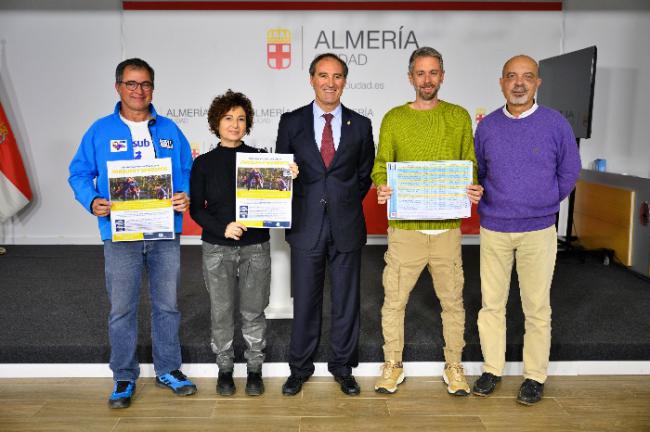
[
  {"left": 500, "top": 54, "right": 542, "bottom": 116},
  {"left": 502, "top": 55, "right": 539, "bottom": 77}
]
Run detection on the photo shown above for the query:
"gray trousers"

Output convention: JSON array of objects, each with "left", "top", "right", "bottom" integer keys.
[{"left": 202, "top": 241, "right": 271, "bottom": 373}]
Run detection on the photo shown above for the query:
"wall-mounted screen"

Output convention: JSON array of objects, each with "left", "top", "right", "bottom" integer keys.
[{"left": 538, "top": 46, "right": 597, "bottom": 139}]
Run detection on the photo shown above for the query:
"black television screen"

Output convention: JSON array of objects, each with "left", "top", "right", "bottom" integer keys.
[{"left": 537, "top": 46, "right": 597, "bottom": 139}]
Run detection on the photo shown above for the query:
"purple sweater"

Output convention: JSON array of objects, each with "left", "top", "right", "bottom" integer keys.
[{"left": 475, "top": 105, "right": 581, "bottom": 233}]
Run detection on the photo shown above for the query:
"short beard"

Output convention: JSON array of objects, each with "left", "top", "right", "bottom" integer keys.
[
  {"left": 417, "top": 86, "right": 439, "bottom": 101},
  {"left": 507, "top": 94, "right": 530, "bottom": 106},
  {"left": 507, "top": 85, "right": 530, "bottom": 106}
]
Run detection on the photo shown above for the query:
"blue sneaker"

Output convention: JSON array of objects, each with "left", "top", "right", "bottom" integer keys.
[
  {"left": 155, "top": 369, "right": 197, "bottom": 396},
  {"left": 108, "top": 380, "right": 135, "bottom": 409}
]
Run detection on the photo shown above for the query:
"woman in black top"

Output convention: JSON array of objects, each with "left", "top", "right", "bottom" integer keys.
[{"left": 190, "top": 90, "right": 297, "bottom": 397}]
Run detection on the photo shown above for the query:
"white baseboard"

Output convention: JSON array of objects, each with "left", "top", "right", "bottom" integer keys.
[{"left": 2, "top": 361, "right": 649, "bottom": 378}]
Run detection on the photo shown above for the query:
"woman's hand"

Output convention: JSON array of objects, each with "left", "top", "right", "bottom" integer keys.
[{"left": 224, "top": 221, "right": 248, "bottom": 240}]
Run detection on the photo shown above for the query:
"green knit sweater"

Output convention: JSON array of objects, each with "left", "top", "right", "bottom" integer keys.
[{"left": 371, "top": 100, "right": 478, "bottom": 230}]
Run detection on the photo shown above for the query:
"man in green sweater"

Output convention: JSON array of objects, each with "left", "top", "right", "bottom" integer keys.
[{"left": 372, "top": 47, "right": 483, "bottom": 395}]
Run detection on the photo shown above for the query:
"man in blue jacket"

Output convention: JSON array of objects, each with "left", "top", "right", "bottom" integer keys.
[{"left": 68, "top": 58, "right": 196, "bottom": 409}]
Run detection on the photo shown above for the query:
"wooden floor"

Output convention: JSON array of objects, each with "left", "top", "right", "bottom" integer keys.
[{"left": 0, "top": 376, "right": 649, "bottom": 431}]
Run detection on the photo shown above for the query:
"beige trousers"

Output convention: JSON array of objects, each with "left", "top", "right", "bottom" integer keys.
[
  {"left": 477, "top": 225, "right": 557, "bottom": 383},
  {"left": 381, "top": 227, "right": 465, "bottom": 364}
]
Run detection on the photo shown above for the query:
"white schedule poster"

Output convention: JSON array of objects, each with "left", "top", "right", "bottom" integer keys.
[
  {"left": 107, "top": 158, "right": 174, "bottom": 241},
  {"left": 236, "top": 153, "right": 294, "bottom": 228},
  {"left": 387, "top": 160, "right": 473, "bottom": 220}
]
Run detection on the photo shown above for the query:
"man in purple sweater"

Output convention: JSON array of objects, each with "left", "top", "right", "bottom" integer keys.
[{"left": 472, "top": 55, "right": 581, "bottom": 405}]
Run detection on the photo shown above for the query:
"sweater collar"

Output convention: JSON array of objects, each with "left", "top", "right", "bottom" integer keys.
[{"left": 502, "top": 101, "right": 538, "bottom": 119}]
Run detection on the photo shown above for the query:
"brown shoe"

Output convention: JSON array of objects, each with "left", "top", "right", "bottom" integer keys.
[
  {"left": 374, "top": 361, "right": 405, "bottom": 394},
  {"left": 443, "top": 363, "right": 470, "bottom": 396}
]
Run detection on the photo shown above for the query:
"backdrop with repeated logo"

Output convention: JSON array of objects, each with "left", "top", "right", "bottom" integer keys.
[{"left": 121, "top": 10, "right": 561, "bottom": 236}]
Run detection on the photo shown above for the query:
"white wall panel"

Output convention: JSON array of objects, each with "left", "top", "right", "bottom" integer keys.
[
  {"left": 564, "top": 9, "right": 650, "bottom": 177},
  {"left": 1, "top": 6, "right": 647, "bottom": 243},
  {"left": 0, "top": 10, "right": 122, "bottom": 243}
]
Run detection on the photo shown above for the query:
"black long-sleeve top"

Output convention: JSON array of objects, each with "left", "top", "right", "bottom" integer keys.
[{"left": 189, "top": 143, "right": 270, "bottom": 246}]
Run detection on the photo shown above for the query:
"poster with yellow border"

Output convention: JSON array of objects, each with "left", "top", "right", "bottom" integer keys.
[
  {"left": 236, "top": 152, "right": 293, "bottom": 228},
  {"left": 107, "top": 158, "right": 174, "bottom": 241}
]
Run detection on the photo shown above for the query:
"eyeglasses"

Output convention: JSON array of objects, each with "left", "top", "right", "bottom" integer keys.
[{"left": 118, "top": 80, "right": 154, "bottom": 91}]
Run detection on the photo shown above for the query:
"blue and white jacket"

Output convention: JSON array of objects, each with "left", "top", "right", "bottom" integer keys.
[{"left": 68, "top": 102, "right": 192, "bottom": 241}]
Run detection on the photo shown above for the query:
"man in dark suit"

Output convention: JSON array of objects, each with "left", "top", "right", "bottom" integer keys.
[{"left": 275, "top": 53, "right": 375, "bottom": 396}]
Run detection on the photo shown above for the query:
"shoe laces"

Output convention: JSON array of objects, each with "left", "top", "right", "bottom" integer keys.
[
  {"left": 381, "top": 361, "right": 400, "bottom": 378},
  {"left": 169, "top": 369, "right": 188, "bottom": 381},
  {"left": 446, "top": 363, "right": 465, "bottom": 381},
  {"left": 115, "top": 381, "right": 131, "bottom": 393},
  {"left": 522, "top": 378, "right": 543, "bottom": 391},
  {"left": 478, "top": 372, "right": 494, "bottom": 385}
]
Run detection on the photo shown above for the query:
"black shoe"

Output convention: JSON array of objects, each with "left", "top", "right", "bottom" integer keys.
[
  {"left": 334, "top": 375, "right": 361, "bottom": 396},
  {"left": 245, "top": 371, "right": 265, "bottom": 396},
  {"left": 517, "top": 379, "right": 544, "bottom": 405},
  {"left": 282, "top": 374, "right": 309, "bottom": 396},
  {"left": 472, "top": 372, "right": 501, "bottom": 396},
  {"left": 216, "top": 371, "right": 236, "bottom": 396},
  {"left": 108, "top": 380, "right": 135, "bottom": 409}
]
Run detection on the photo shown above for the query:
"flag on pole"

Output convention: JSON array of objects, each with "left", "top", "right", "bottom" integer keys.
[{"left": 0, "top": 101, "right": 32, "bottom": 222}]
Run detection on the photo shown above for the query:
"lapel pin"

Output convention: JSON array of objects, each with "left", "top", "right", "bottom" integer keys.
[{"left": 347, "top": 120, "right": 351, "bottom": 125}]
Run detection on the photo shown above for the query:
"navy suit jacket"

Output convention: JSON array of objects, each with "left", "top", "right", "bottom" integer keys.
[{"left": 276, "top": 102, "right": 375, "bottom": 253}]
